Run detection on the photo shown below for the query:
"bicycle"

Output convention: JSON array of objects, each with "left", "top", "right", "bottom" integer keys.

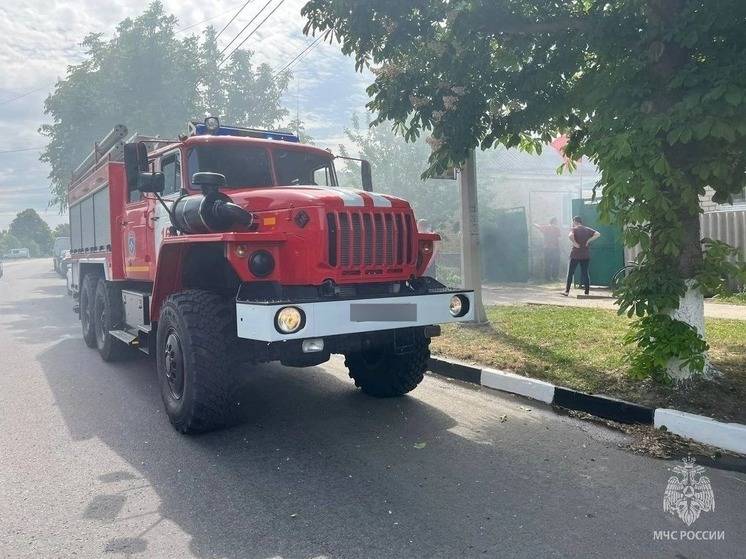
[{"left": 610, "top": 261, "right": 638, "bottom": 292}]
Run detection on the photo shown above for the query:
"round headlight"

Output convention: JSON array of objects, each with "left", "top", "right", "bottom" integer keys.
[
  {"left": 249, "top": 250, "right": 275, "bottom": 277},
  {"left": 449, "top": 294, "right": 469, "bottom": 317},
  {"left": 275, "top": 307, "right": 305, "bottom": 334}
]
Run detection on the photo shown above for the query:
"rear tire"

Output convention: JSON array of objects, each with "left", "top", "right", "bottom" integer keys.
[
  {"left": 93, "top": 280, "right": 128, "bottom": 361},
  {"left": 156, "top": 290, "right": 239, "bottom": 434},
  {"left": 345, "top": 336, "right": 430, "bottom": 397},
  {"left": 80, "top": 274, "right": 99, "bottom": 348}
]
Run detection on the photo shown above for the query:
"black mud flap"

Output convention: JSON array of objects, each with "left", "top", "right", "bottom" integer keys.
[{"left": 394, "top": 327, "right": 417, "bottom": 354}]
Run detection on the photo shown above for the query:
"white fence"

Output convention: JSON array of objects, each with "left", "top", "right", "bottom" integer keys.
[{"left": 625, "top": 208, "right": 746, "bottom": 266}]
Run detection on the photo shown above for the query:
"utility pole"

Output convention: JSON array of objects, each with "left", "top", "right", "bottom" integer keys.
[{"left": 459, "top": 149, "right": 488, "bottom": 324}]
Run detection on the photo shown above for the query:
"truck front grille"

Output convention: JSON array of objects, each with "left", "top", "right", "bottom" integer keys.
[{"left": 327, "top": 210, "right": 416, "bottom": 273}]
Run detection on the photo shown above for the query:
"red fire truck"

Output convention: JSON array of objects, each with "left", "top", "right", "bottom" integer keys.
[{"left": 68, "top": 118, "right": 474, "bottom": 433}]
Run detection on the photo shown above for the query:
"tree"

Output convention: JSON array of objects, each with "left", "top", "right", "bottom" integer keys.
[
  {"left": 284, "top": 118, "right": 315, "bottom": 144},
  {"left": 53, "top": 223, "right": 71, "bottom": 238},
  {"left": 302, "top": 0, "right": 746, "bottom": 381},
  {"left": 223, "top": 51, "right": 290, "bottom": 128},
  {"left": 201, "top": 29, "right": 290, "bottom": 127},
  {"left": 0, "top": 232, "right": 21, "bottom": 255},
  {"left": 41, "top": 1, "right": 290, "bottom": 208},
  {"left": 9, "top": 209, "right": 53, "bottom": 256},
  {"left": 338, "top": 114, "right": 458, "bottom": 228}
]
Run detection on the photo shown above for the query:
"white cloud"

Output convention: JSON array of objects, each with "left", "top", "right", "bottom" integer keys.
[{"left": 0, "top": 0, "right": 374, "bottom": 228}]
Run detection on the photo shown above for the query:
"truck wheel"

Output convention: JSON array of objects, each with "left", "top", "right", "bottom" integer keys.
[
  {"left": 93, "top": 280, "right": 127, "bottom": 361},
  {"left": 80, "top": 274, "right": 99, "bottom": 348},
  {"left": 156, "top": 290, "right": 238, "bottom": 434},
  {"left": 345, "top": 337, "right": 430, "bottom": 397}
]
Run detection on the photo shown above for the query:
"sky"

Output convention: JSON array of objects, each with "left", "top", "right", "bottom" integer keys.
[{"left": 0, "top": 0, "right": 371, "bottom": 229}]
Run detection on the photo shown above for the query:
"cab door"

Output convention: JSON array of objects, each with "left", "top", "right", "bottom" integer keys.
[
  {"left": 153, "top": 150, "right": 184, "bottom": 264},
  {"left": 123, "top": 169, "right": 155, "bottom": 281}
]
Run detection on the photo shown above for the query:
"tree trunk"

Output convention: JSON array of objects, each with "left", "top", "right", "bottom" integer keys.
[{"left": 666, "top": 208, "right": 708, "bottom": 381}]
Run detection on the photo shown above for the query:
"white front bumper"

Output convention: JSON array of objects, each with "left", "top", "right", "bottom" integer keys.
[{"left": 235, "top": 291, "right": 474, "bottom": 342}]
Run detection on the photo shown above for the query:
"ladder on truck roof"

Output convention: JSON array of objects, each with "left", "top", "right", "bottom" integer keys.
[{"left": 70, "top": 125, "right": 177, "bottom": 186}]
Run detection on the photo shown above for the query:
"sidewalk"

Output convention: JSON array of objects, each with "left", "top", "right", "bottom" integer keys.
[{"left": 481, "top": 282, "right": 746, "bottom": 320}]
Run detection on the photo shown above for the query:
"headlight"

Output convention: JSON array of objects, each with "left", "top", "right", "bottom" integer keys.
[
  {"left": 275, "top": 307, "right": 305, "bottom": 334},
  {"left": 249, "top": 250, "right": 275, "bottom": 277},
  {"left": 449, "top": 294, "right": 469, "bottom": 317}
]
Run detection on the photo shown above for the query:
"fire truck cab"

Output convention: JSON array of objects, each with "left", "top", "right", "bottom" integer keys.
[{"left": 68, "top": 119, "right": 474, "bottom": 433}]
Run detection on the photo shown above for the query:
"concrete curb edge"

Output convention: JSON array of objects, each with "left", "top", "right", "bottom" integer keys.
[{"left": 428, "top": 356, "right": 745, "bottom": 455}]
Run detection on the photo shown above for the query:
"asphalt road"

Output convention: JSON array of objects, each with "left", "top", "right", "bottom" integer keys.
[{"left": 1, "top": 258, "right": 744, "bottom": 558}]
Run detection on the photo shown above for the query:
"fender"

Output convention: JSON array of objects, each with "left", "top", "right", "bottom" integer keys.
[{"left": 150, "top": 232, "right": 287, "bottom": 321}]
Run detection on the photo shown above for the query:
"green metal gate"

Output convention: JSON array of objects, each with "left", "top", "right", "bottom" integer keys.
[
  {"left": 481, "top": 206, "right": 529, "bottom": 283},
  {"left": 571, "top": 199, "right": 624, "bottom": 287}
]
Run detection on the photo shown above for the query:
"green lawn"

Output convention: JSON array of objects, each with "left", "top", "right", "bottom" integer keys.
[{"left": 431, "top": 305, "right": 746, "bottom": 423}]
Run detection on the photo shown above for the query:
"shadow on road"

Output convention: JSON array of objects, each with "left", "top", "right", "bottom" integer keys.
[
  {"left": 5, "top": 265, "right": 745, "bottom": 558},
  {"left": 37, "top": 336, "right": 482, "bottom": 558}
]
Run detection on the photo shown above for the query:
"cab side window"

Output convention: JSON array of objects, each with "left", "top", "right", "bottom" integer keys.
[
  {"left": 128, "top": 176, "right": 142, "bottom": 203},
  {"left": 161, "top": 153, "right": 182, "bottom": 196}
]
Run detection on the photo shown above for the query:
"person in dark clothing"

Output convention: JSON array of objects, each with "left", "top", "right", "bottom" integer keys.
[
  {"left": 533, "top": 218, "right": 562, "bottom": 281},
  {"left": 563, "top": 216, "right": 600, "bottom": 296}
]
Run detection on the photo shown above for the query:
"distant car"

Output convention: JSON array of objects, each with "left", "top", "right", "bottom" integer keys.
[
  {"left": 53, "top": 237, "right": 70, "bottom": 275},
  {"left": 4, "top": 248, "right": 30, "bottom": 259}
]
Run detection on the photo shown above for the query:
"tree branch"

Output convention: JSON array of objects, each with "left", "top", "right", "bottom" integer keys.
[{"left": 479, "top": 17, "right": 591, "bottom": 35}]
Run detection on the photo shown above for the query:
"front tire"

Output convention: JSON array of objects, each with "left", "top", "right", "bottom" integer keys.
[
  {"left": 156, "top": 290, "right": 238, "bottom": 434},
  {"left": 80, "top": 274, "right": 99, "bottom": 348},
  {"left": 93, "top": 280, "right": 128, "bottom": 361},
  {"left": 345, "top": 336, "right": 430, "bottom": 397}
]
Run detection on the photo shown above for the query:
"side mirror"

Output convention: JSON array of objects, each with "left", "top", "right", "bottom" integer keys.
[
  {"left": 124, "top": 142, "right": 145, "bottom": 192},
  {"left": 361, "top": 160, "right": 373, "bottom": 192},
  {"left": 137, "top": 172, "right": 165, "bottom": 193},
  {"left": 192, "top": 172, "right": 226, "bottom": 195},
  {"left": 124, "top": 141, "right": 163, "bottom": 193}
]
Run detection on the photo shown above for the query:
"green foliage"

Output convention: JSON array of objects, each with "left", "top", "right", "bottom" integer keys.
[
  {"left": 0, "top": 232, "right": 21, "bottom": 255},
  {"left": 302, "top": 0, "right": 746, "bottom": 381},
  {"left": 41, "top": 1, "right": 290, "bottom": 208},
  {"left": 284, "top": 118, "right": 315, "bottom": 144},
  {"left": 53, "top": 223, "right": 71, "bottom": 238},
  {"left": 338, "top": 114, "right": 459, "bottom": 227},
  {"left": 8, "top": 209, "right": 53, "bottom": 256},
  {"left": 624, "top": 314, "right": 709, "bottom": 382},
  {"left": 697, "top": 239, "right": 746, "bottom": 295}
]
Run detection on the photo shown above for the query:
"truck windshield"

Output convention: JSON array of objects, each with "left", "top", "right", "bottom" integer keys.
[
  {"left": 273, "top": 149, "right": 336, "bottom": 186},
  {"left": 187, "top": 145, "right": 273, "bottom": 188}
]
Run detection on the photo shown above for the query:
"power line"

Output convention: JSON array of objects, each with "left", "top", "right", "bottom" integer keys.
[
  {"left": 273, "top": 36, "right": 322, "bottom": 78},
  {"left": 0, "top": 146, "right": 45, "bottom": 154},
  {"left": 0, "top": 87, "right": 47, "bottom": 106},
  {"left": 218, "top": 0, "right": 274, "bottom": 59},
  {"left": 219, "top": 0, "right": 287, "bottom": 67},
  {"left": 215, "top": 0, "right": 256, "bottom": 39}
]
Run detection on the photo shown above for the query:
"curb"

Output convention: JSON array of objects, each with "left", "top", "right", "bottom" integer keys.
[{"left": 427, "top": 356, "right": 746, "bottom": 455}]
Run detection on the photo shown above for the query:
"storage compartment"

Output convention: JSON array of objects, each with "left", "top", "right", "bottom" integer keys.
[{"left": 122, "top": 290, "right": 150, "bottom": 329}]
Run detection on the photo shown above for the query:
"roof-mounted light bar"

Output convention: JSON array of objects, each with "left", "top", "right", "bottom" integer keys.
[{"left": 188, "top": 118, "right": 300, "bottom": 142}]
